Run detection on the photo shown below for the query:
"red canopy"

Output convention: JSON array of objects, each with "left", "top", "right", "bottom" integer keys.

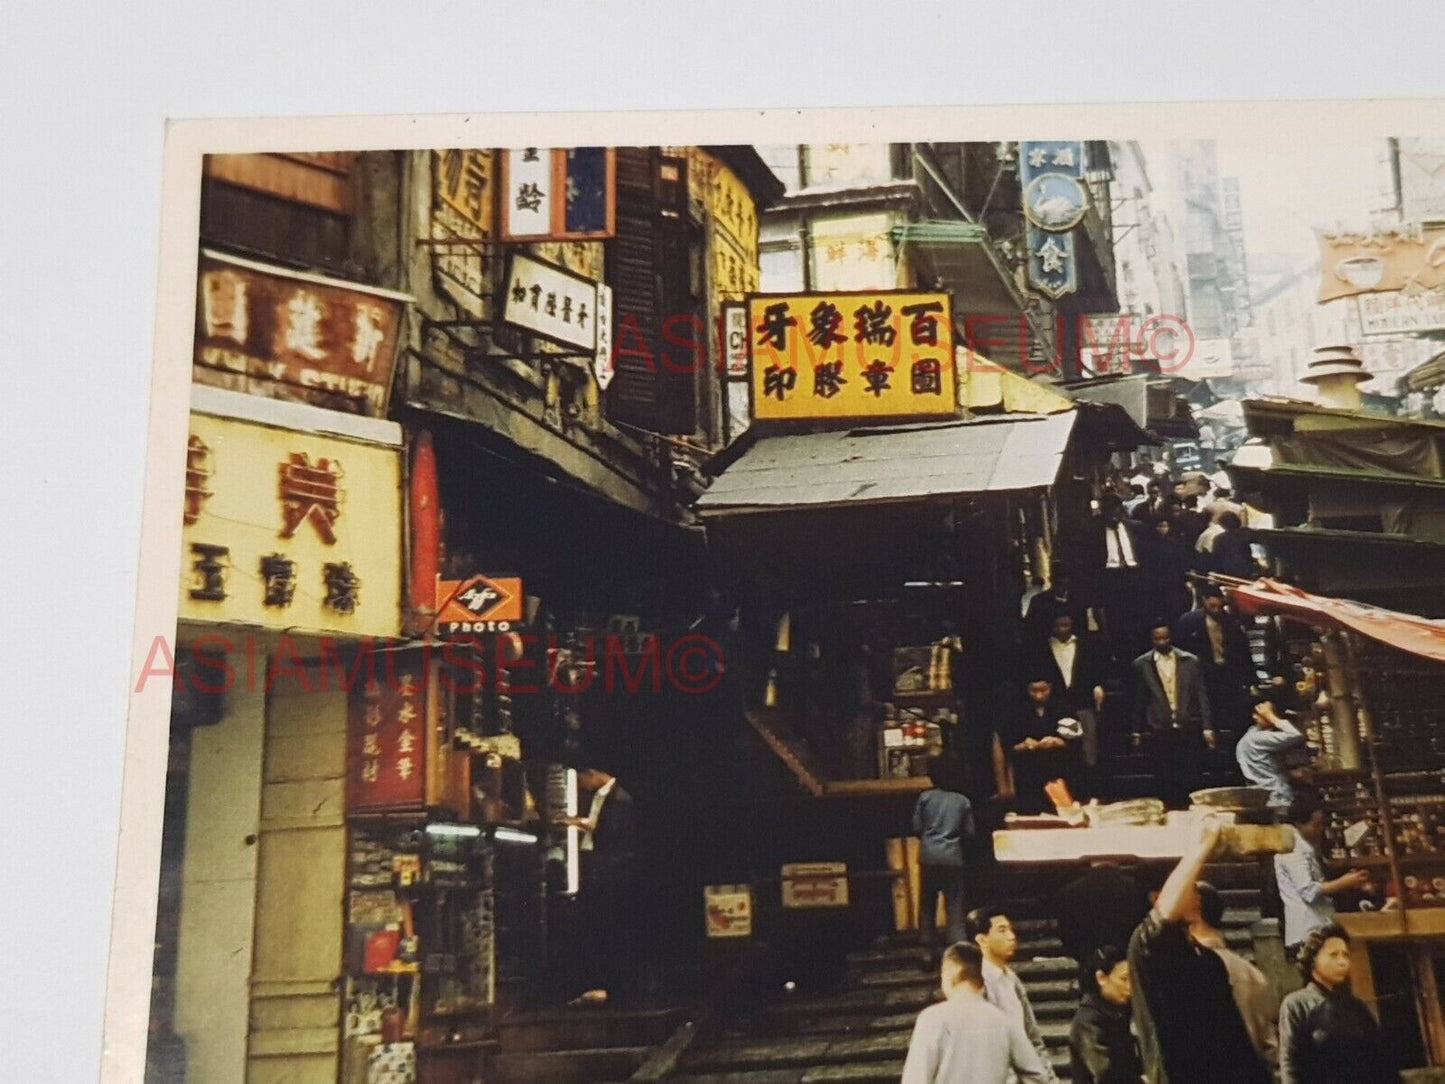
[{"left": 1226, "top": 578, "right": 1445, "bottom": 663}]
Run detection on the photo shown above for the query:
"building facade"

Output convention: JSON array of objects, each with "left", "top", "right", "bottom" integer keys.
[{"left": 153, "top": 145, "right": 781, "bottom": 1084}]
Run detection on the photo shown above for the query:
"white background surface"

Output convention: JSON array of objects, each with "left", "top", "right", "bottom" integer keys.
[{"left": 2, "top": 2, "right": 1443, "bottom": 1079}]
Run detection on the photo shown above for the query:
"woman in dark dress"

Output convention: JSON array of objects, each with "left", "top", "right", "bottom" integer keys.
[
  {"left": 1069, "top": 945, "right": 1144, "bottom": 1084},
  {"left": 1278, "top": 923, "right": 1400, "bottom": 1084}
]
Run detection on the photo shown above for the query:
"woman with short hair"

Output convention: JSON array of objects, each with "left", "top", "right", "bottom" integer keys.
[
  {"left": 1278, "top": 923, "right": 1400, "bottom": 1084},
  {"left": 1068, "top": 945, "right": 1143, "bottom": 1084}
]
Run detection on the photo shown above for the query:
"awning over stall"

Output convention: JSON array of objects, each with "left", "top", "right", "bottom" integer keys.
[
  {"left": 695, "top": 412, "right": 1077, "bottom": 516},
  {"left": 1224, "top": 578, "right": 1445, "bottom": 663}
]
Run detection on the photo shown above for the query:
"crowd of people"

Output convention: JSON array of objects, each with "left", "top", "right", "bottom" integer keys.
[
  {"left": 901, "top": 817, "right": 1402, "bottom": 1084},
  {"left": 900, "top": 465, "right": 1404, "bottom": 1083},
  {"left": 1000, "top": 465, "right": 1275, "bottom": 817}
]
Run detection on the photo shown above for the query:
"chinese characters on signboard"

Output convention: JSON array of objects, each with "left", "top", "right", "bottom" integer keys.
[
  {"left": 500, "top": 147, "right": 615, "bottom": 242},
  {"left": 347, "top": 658, "right": 429, "bottom": 813},
  {"left": 502, "top": 252, "right": 601, "bottom": 353},
  {"left": 747, "top": 292, "right": 956, "bottom": 422},
  {"left": 1357, "top": 289, "right": 1445, "bottom": 335},
  {"left": 431, "top": 149, "right": 494, "bottom": 313},
  {"left": 1316, "top": 224, "right": 1445, "bottom": 303},
  {"left": 179, "top": 413, "right": 403, "bottom": 637},
  {"left": 1020, "top": 141, "right": 1086, "bottom": 299},
  {"left": 594, "top": 283, "right": 615, "bottom": 390},
  {"left": 195, "top": 251, "right": 411, "bottom": 418}
]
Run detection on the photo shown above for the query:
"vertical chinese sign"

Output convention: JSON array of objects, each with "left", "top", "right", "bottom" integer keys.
[
  {"left": 347, "top": 654, "right": 430, "bottom": 813},
  {"left": 747, "top": 291, "right": 956, "bottom": 422},
  {"left": 1019, "top": 141, "right": 1086, "bottom": 300},
  {"left": 195, "top": 250, "right": 411, "bottom": 418}
]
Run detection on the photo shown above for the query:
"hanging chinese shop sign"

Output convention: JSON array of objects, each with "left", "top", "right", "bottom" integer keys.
[
  {"left": 195, "top": 250, "right": 412, "bottom": 418},
  {"left": 346, "top": 654, "right": 430, "bottom": 813},
  {"left": 1316, "top": 223, "right": 1445, "bottom": 303},
  {"left": 1019, "top": 141, "right": 1086, "bottom": 300},
  {"left": 747, "top": 291, "right": 956, "bottom": 423},
  {"left": 502, "top": 252, "right": 603, "bottom": 354},
  {"left": 500, "top": 147, "right": 615, "bottom": 242},
  {"left": 435, "top": 575, "right": 525, "bottom": 636},
  {"left": 178, "top": 412, "right": 403, "bottom": 639}
]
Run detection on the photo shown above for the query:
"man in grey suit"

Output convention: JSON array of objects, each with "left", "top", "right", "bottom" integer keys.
[{"left": 1131, "top": 624, "right": 1214, "bottom": 808}]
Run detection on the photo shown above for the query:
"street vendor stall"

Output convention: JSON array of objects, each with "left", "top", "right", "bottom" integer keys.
[{"left": 1222, "top": 578, "right": 1445, "bottom": 1072}]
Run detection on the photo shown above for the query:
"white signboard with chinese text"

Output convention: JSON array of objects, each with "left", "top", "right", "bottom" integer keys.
[
  {"left": 503, "top": 147, "right": 552, "bottom": 239},
  {"left": 724, "top": 303, "right": 748, "bottom": 377},
  {"left": 1358, "top": 289, "right": 1445, "bottom": 336},
  {"left": 593, "top": 283, "right": 615, "bottom": 389},
  {"left": 502, "top": 252, "right": 599, "bottom": 353}
]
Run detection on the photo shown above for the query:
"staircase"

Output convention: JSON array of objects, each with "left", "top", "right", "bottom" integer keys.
[
  {"left": 488, "top": 1006, "right": 685, "bottom": 1084},
  {"left": 667, "top": 860, "right": 1267, "bottom": 1082}
]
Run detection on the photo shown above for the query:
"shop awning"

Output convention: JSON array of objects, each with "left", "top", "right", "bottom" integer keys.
[
  {"left": 696, "top": 412, "right": 1077, "bottom": 516},
  {"left": 1224, "top": 578, "right": 1445, "bottom": 663}
]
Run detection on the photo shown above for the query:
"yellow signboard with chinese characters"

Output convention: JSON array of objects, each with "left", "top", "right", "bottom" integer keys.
[
  {"left": 178, "top": 413, "right": 403, "bottom": 638},
  {"left": 748, "top": 292, "right": 956, "bottom": 422}
]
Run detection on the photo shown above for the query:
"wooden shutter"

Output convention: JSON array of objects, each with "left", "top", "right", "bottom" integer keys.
[{"left": 605, "top": 149, "right": 699, "bottom": 435}]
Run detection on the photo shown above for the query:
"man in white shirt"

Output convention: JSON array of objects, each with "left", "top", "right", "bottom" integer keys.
[
  {"left": 1093, "top": 496, "right": 1148, "bottom": 661},
  {"left": 966, "top": 907, "right": 1060, "bottom": 1084},
  {"left": 902, "top": 942, "right": 1050, "bottom": 1084}
]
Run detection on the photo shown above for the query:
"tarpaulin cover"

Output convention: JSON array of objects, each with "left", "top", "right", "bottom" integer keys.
[{"left": 1226, "top": 578, "right": 1445, "bottom": 663}]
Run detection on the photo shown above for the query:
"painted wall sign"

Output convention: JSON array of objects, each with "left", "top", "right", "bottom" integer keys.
[
  {"left": 179, "top": 413, "right": 403, "bottom": 637},
  {"left": 195, "top": 250, "right": 411, "bottom": 418}
]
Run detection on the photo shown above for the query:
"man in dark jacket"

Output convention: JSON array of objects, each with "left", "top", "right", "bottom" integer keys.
[
  {"left": 1206, "top": 511, "right": 1256, "bottom": 579},
  {"left": 1030, "top": 614, "right": 1109, "bottom": 797},
  {"left": 1131, "top": 625, "right": 1215, "bottom": 808},
  {"left": 1089, "top": 496, "right": 1150, "bottom": 663},
  {"left": 1174, "top": 585, "right": 1253, "bottom": 738},
  {"left": 1129, "top": 817, "right": 1272, "bottom": 1084}
]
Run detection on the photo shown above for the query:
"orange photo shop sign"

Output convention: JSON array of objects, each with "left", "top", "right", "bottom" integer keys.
[{"left": 435, "top": 575, "right": 524, "bottom": 635}]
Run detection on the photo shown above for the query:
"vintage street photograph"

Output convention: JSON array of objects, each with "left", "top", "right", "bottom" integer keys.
[{"left": 113, "top": 106, "right": 1445, "bottom": 1084}]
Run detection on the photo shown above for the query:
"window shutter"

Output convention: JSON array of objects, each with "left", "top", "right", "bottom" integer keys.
[{"left": 605, "top": 148, "right": 699, "bottom": 435}]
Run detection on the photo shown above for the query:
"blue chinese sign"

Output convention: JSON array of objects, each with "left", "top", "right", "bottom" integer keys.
[{"left": 1020, "top": 141, "right": 1086, "bottom": 300}]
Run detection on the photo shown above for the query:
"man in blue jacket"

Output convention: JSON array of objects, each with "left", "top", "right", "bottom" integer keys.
[{"left": 914, "top": 757, "right": 975, "bottom": 965}]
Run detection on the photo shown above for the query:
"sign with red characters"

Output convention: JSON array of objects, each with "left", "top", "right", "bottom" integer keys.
[{"left": 346, "top": 653, "right": 429, "bottom": 813}]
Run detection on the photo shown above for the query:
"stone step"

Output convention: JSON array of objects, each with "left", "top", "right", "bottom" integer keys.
[
  {"left": 489, "top": 1046, "right": 650, "bottom": 1084},
  {"left": 495, "top": 1006, "right": 682, "bottom": 1053},
  {"left": 685, "top": 1031, "right": 912, "bottom": 1072}
]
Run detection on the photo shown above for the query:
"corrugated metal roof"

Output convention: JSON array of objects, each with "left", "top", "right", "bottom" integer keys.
[{"left": 696, "top": 412, "right": 1077, "bottom": 514}]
